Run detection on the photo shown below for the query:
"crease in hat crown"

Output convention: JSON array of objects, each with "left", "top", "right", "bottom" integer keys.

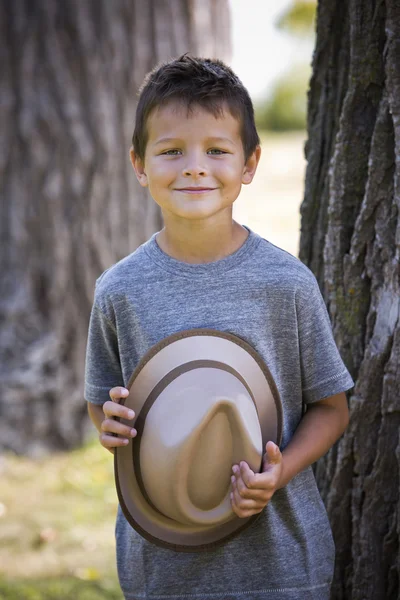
[{"left": 139, "top": 367, "right": 263, "bottom": 526}]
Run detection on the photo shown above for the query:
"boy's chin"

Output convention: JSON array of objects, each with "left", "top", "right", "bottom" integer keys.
[{"left": 162, "top": 203, "right": 234, "bottom": 222}]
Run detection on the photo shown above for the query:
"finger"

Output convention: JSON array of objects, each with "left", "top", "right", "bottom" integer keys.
[
  {"left": 231, "top": 475, "right": 268, "bottom": 501},
  {"left": 239, "top": 460, "right": 279, "bottom": 491},
  {"left": 231, "top": 484, "right": 267, "bottom": 509},
  {"left": 99, "top": 432, "right": 132, "bottom": 449},
  {"left": 230, "top": 492, "right": 265, "bottom": 518},
  {"left": 232, "top": 505, "right": 263, "bottom": 518},
  {"left": 109, "top": 387, "right": 129, "bottom": 402},
  {"left": 103, "top": 400, "right": 135, "bottom": 421},
  {"left": 232, "top": 493, "right": 265, "bottom": 512},
  {"left": 238, "top": 461, "right": 260, "bottom": 489},
  {"left": 101, "top": 418, "right": 137, "bottom": 438},
  {"left": 233, "top": 463, "right": 263, "bottom": 491}
]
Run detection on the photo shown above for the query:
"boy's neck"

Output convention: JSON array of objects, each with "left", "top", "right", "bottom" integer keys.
[{"left": 156, "top": 218, "right": 249, "bottom": 264}]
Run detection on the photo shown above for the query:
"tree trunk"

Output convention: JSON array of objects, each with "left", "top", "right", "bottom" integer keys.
[
  {"left": 300, "top": 0, "right": 400, "bottom": 598},
  {"left": 0, "top": 0, "right": 231, "bottom": 455}
]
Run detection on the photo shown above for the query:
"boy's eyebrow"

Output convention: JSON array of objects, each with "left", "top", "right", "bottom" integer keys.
[
  {"left": 153, "top": 136, "right": 236, "bottom": 146},
  {"left": 153, "top": 137, "right": 180, "bottom": 146},
  {"left": 207, "top": 137, "right": 236, "bottom": 145}
]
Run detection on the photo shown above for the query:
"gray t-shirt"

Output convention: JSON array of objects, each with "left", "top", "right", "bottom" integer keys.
[{"left": 85, "top": 228, "right": 354, "bottom": 600}]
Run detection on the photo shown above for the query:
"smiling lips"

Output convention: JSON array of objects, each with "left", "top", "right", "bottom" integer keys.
[{"left": 175, "top": 187, "right": 217, "bottom": 194}]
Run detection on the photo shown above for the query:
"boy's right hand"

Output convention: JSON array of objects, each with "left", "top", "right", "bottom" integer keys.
[{"left": 100, "top": 387, "right": 137, "bottom": 453}]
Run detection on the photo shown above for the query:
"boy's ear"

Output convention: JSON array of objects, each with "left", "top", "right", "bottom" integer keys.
[
  {"left": 242, "top": 145, "right": 261, "bottom": 185},
  {"left": 130, "top": 147, "right": 148, "bottom": 187}
]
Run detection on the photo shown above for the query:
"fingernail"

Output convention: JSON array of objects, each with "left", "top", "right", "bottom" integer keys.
[
  {"left": 231, "top": 475, "right": 236, "bottom": 484},
  {"left": 128, "top": 410, "right": 135, "bottom": 419},
  {"left": 123, "top": 439, "right": 129, "bottom": 445},
  {"left": 131, "top": 429, "right": 136, "bottom": 437},
  {"left": 121, "top": 389, "right": 129, "bottom": 396},
  {"left": 232, "top": 465, "right": 238, "bottom": 474}
]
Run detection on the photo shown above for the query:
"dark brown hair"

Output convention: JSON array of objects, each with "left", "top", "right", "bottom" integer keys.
[{"left": 132, "top": 55, "right": 260, "bottom": 161}]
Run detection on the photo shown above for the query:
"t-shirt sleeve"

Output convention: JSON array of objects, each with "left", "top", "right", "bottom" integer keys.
[
  {"left": 84, "top": 294, "right": 124, "bottom": 405},
  {"left": 296, "top": 273, "right": 354, "bottom": 403}
]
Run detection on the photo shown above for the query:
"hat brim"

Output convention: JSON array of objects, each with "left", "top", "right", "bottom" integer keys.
[{"left": 115, "top": 329, "right": 283, "bottom": 551}]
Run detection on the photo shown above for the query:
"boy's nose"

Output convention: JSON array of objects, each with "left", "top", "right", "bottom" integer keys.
[
  {"left": 183, "top": 167, "right": 206, "bottom": 177},
  {"left": 182, "top": 155, "right": 208, "bottom": 178}
]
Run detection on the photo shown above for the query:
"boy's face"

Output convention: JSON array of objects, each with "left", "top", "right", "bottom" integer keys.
[{"left": 131, "top": 102, "right": 260, "bottom": 222}]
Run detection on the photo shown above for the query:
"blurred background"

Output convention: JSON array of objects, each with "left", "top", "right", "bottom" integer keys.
[
  {"left": 0, "top": 1, "right": 316, "bottom": 598},
  {"left": 231, "top": 0, "right": 315, "bottom": 256}
]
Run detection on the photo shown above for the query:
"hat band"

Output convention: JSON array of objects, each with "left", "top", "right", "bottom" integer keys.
[{"left": 132, "top": 359, "right": 257, "bottom": 518}]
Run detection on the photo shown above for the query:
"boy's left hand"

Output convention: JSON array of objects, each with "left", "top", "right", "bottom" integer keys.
[{"left": 230, "top": 441, "right": 283, "bottom": 518}]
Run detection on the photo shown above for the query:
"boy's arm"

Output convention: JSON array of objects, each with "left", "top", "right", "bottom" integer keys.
[
  {"left": 231, "top": 392, "right": 349, "bottom": 518},
  {"left": 278, "top": 391, "right": 349, "bottom": 488},
  {"left": 87, "top": 402, "right": 106, "bottom": 433}
]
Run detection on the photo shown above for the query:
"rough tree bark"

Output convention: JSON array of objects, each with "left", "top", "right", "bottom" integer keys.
[
  {"left": 0, "top": 0, "right": 231, "bottom": 455},
  {"left": 300, "top": 0, "right": 399, "bottom": 598}
]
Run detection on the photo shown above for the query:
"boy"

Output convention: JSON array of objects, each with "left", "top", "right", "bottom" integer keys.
[{"left": 85, "top": 55, "right": 353, "bottom": 600}]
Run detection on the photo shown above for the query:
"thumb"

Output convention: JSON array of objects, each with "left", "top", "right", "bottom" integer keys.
[{"left": 263, "top": 441, "right": 282, "bottom": 467}]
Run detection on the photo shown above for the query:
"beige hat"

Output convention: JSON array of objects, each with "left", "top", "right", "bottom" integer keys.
[{"left": 115, "top": 329, "right": 282, "bottom": 551}]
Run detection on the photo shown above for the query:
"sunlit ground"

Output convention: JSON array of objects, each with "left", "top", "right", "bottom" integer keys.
[
  {"left": 0, "top": 438, "right": 122, "bottom": 599},
  {"left": 0, "top": 131, "right": 306, "bottom": 599}
]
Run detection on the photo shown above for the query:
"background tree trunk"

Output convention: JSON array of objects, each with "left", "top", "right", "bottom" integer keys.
[
  {"left": 0, "top": 0, "right": 231, "bottom": 455},
  {"left": 300, "top": 0, "right": 399, "bottom": 598}
]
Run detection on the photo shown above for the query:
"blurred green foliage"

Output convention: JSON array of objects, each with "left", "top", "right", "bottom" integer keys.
[
  {"left": 255, "top": 1, "right": 316, "bottom": 132},
  {"left": 276, "top": 0, "right": 317, "bottom": 37},
  {"left": 255, "top": 65, "right": 310, "bottom": 132}
]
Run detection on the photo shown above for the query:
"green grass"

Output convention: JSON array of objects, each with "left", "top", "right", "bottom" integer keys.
[
  {"left": 0, "top": 577, "right": 122, "bottom": 600},
  {"left": 0, "top": 438, "right": 123, "bottom": 599}
]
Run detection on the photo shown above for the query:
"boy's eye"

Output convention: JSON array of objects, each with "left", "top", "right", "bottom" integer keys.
[
  {"left": 161, "top": 149, "right": 182, "bottom": 156},
  {"left": 207, "top": 148, "right": 227, "bottom": 155}
]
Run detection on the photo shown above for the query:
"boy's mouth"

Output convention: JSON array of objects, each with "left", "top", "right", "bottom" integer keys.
[{"left": 175, "top": 187, "right": 217, "bottom": 194}]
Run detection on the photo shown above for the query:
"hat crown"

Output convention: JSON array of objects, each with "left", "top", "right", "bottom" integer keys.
[{"left": 139, "top": 368, "right": 263, "bottom": 526}]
